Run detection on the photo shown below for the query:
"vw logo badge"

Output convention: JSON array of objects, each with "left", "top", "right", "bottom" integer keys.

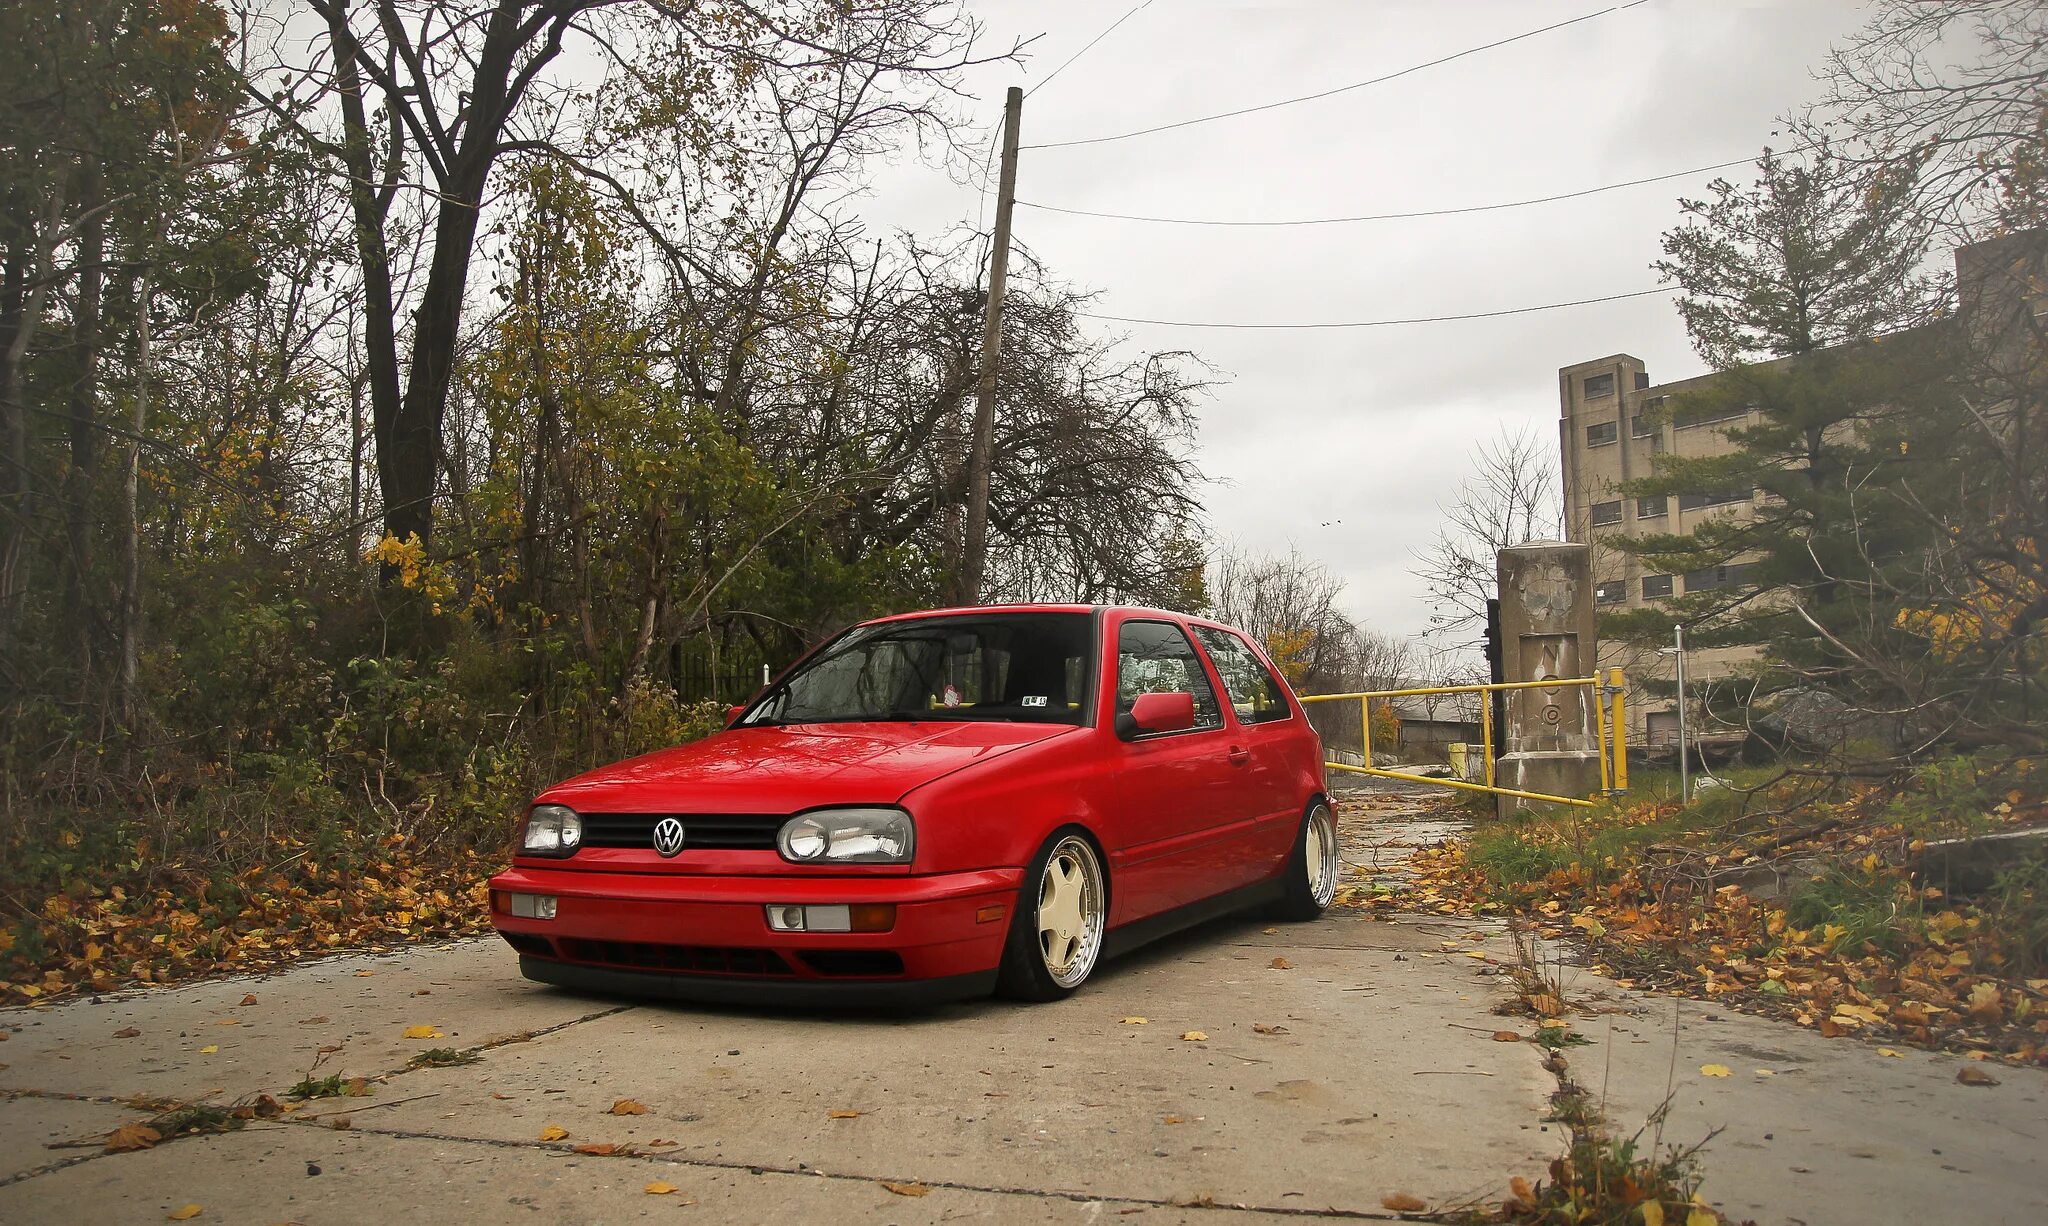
[{"left": 652, "top": 817, "right": 686, "bottom": 858}]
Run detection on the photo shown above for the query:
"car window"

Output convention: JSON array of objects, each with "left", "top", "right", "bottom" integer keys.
[
  {"left": 1192, "top": 627, "right": 1293, "bottom": 725},
  {"left": 1114, "top": 620, "right": 1223, "bottom": 731},
  {"left": 746, "top": 613, "right": 1093, "bottom": 726}
]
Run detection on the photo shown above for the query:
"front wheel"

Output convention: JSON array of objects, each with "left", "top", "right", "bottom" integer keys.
[
  {"left": 995, "top": 831, "right": 1108, "bottom": 1001},
  {"left": 1273, "top": 799, "right": 1339, "bottom": 921}
]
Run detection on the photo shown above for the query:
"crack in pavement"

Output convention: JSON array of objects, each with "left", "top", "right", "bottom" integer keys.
[
  {"left": 271, "top": 1116, "right": 1426, "bottom": 1221},
  {"left": 0, "top": 1001, "right": 641, "bottom": 1192}
]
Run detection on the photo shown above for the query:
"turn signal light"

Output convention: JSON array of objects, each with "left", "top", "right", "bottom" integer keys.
[
  {"left": 503, "top": 893, "right": 556, "bottom": 920},
  {"left": 764, "top": 904, "right": 896, "bottom": 933}
]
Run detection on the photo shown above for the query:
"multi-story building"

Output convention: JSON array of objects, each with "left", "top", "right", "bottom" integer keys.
[
  {"left": 1557, "top": 233, "right": 2044, "bottom": 749},
  {"left": 1556, "top": 355, "right": 1762, "bottom": 748}
]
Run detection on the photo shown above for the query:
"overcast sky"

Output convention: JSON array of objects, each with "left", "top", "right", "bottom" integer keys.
[{"left": 858, "top": 0, "right": 1869, "bottom": 642}]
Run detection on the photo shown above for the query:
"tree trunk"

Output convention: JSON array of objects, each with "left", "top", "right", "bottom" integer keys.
[
  {"left": 120, "top": 269, "right": 155, "bottom": 722},
  {"left": 64, "top": 164, "right": 105, "bottom": 683}
]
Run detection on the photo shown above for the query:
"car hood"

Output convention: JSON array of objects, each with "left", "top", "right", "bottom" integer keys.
[{"left": 539, "top": 720, "right": 1081, "bottom": 813}]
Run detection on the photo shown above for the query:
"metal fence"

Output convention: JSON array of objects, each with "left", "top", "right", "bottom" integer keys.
[{"left": 1298, "top": 669, "right": 1628, "bottom": 808}]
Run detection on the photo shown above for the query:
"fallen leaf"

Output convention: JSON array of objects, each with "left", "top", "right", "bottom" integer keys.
[
  {"left": 881, "top": 1182, "right": 931, "bottom": 1198},
  {"left": 1262, "top": 927, "right": 1279, "bottom": 934},
  {"left": 645, "top": 1181, "right": 679, "bottom": 1196},
  {"left": 239, "top": 994, "right": 258, "bottom": 1007},
  {"left": 1754, "top": 1069, "right": 1777, "bottom": 1077},
  {"left": 105, "top": 1123, "right": 162, "bottom": 1153},
  {"left": 214, "top": 1019, "right": 239, "bottom": 1026},
  {"left": 113, "top": 1027, "right": 140, "bottom": 1039},
  {"left": 828, "top": 1109, "right": 862, "bottom": 1119},
  {"left": 353, "top": 970, "right": 374, "bottom": 977},
  {"left": 299, "top": 1016, "right": 329, "bottom": 1025},
  {"left": 402, "top": 1025, "right": 442, "bottom": 1040},
  {"left": 1510, "top": 1176, "right": 1536, "bottom": 1204},
  {"left": 1642, "top": 1203, "right": 1666, "bottom": 1226},
  {"left": 1252, "top": 1023, "right": 1289, "bottom": 1036},
  {"left": 328, "top": 1116, "right": 352, "bottom": 1130},
  {"left": 342, "top": 1077, "right": 371, "bottom": 1097},
  {"left": 1699, "top": 1064, "right": 1732, "bottom": 1078},
  {"left": 1162, "top": 1114, "right": 1185, "bottom": 1124},
  {"left": 1380, "top": 1192, "right": 1428, "bottom": 1212},
  {"left": 1180, "top": 1030, "right": 1208, "bottom": 1042},
  {"left": 1463, "top": 950, "right": 1490, "bottom": 960},
  {"left": 1527, "top": 993, "right": 1565, "bottom": 1017},
  {"left": 573, "top": 1143, "right": 619, "bottom": 1156},
  {"left": 1119, "top": 1016, "right": 1148, "bottom": 1025},
  {"left": 1686, "top": 1209, "right": 1719, "bottom": 1226},
  {"left": 167, "top": 1206, "right": 202, "bottom": 1221},
  {"left": 608, "top": 1098, "right": 648, "bottom": 1116},
  {"left": 1956, "top": 1066, "right": 2000, "bottom": 1087},
  {"left": 539, "top": 1125, "right": 569, "bottom": 1141},
  {"left": 198, "top": 1045, "right": 218, "bottom": 1054},
  {"left": 1269, "top": 957, "right": 1293, "bottom": 970},
  {"left": 1491, "top": 1031, "right": 1523, "bottom": 1043},
  {"left": 1876, "top": 1048, "right": 1904, "bottom": 1059}
]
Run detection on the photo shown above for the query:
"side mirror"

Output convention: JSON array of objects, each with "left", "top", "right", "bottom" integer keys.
[
  {"left": 1120, "top": 691, "right": 1196, "bottom": 738},
  {"left": 726, "top": 704, "right": 747, "bottom": 725}
]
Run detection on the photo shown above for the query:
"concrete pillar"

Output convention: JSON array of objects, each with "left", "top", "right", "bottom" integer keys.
[{"left": 1493, "top": 541, "right": 1603, "bottom": 816}]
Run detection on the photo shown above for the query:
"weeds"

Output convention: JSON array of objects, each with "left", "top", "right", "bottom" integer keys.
[
  {"left": 285, "top": 1074, "right": 349, "bottom": 1100},
  {"left": 407, "top": 1047, "right": 480, "bottom": 1069}
]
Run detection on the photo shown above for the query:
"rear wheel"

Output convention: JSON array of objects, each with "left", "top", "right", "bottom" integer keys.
[
  {"left": 1273, "top": 799, "right": 1339, "bottom": 921},
  {"left": 995, "top": 831, "right": 1107, "bottom": 1001}
]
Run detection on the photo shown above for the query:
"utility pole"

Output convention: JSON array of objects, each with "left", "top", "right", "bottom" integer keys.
[
  {"left": 1673, "top": 622, "right": 1690, "bottom": 803},
  {"left": 958, "top": 85, "right": 1023, "bottom": 605}
]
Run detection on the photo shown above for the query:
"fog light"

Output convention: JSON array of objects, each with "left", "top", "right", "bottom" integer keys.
[
  {"left": 508, "top": 893, "right": 556, "bottom": 920},
  {"left": 763, "top": 904, "right": 895, "bottom": 933}
]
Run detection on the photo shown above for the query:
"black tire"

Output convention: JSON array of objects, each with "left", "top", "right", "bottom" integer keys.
[
  {"left": 1273, "top": 798, "right": 1339, "bottom": 921},
  {"left": 994, "top": 830, "right": 1108, "bottom": 1001}
]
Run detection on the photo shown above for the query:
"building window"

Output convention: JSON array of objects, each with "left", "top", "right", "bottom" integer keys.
[
  {"left": 1641, "top": 574, "right": 1673, "bottom": 599},
  {"left": 1583, "top": 372, "right": 1615, "bottom": 399},
  {"left": 1683, "top": 563, "right": 1759, "bottom": 593},
  {"left": 1630, "top": 414, "right": 1658, "bottom": 438},
  {"left": 1679, "top": 489, "right": 1750, "bottom": 512},
  {"left": 1636, "top": 495, "right": 1667, "bottom": 519},
  {"left": 1590, "top": 500, "right": 1623, "bottom": 527},
  {"left": 1585, "top": 421, "right": 1618, "bottom": 447},
  {"left": 1635, "top": 372, "right": 1651, "bottom": 390},
  {"left": 1595, "top": 580, "right": 1627, "bottom": 605}
]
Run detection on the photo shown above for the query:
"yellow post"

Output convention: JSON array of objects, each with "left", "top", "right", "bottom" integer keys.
[
  {"left": 1360, "top": 695, "right": 1372, "bottom": 768},
  {"left": 1609, "top": 668, "right": 1628, "bottom": 792},
  {"left": 1480, "top": 689, "right": 1494, "bottom": 787}
]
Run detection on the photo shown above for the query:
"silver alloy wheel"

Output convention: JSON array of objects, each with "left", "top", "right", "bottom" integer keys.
[
  {"left": 1305, "top": 802, "right": 1339, "bottom": 908},
  {"left": 1036, "top": 836, "right": 1106, "bottom": 988}
]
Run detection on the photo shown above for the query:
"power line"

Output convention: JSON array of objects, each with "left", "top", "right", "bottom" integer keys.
[
  {"left": 1021, "top": 0, "right": 1650, "bottom": 151},
  {"left": 1027, "top": 0, "right": 1155, "bottom": 99},
  {"left": 1074, "top": 286, "right": 1672, "bottom": 330},
  {"left": 1020, "top": 151, "right": 1780, "bottom": 227}
]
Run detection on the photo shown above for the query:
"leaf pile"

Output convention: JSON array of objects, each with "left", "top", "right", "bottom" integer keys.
[
  {"left": 2, "top": 827, "right": 491, "bottom": 1003},
  {"left": 1417, "top": 758, "right": 2048, "bottom": 1065}
]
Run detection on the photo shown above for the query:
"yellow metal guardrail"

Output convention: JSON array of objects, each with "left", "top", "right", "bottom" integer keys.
[{"left": 1299, "top": 669, "right": 1628, "bottom": 808}]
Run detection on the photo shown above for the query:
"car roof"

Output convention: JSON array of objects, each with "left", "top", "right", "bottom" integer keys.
[{"left": 863, "top": 603, "right": 1189, "bottom": 625}]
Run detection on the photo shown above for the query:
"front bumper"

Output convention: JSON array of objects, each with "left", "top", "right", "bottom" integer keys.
[{"left": 488, "top": 864, "right": 1021, "bottom": 1006}]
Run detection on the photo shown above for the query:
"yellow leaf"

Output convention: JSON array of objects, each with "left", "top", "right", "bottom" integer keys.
[
  {"left": 828, "top": 1109, "right": 862, "bottom": 1119},
  {"left": 1876, "top": 1048, "right": 1904, "bottom": 1058},
  {"left": 881, "top": 1182, "right": 931, "bottom": 1197},
  {"left": 1180, "top": 1030, "right": 1208, "bottom": 1042},
  {"left": 1269, "top": 956, "right": 1293, "bottom": 970},
  {"left": 1699, "top": 1064, "right": 1732, "bottom": 1078},
  {"left": 1119, "top": 1016, "right": 1148, "bottom": 1025},
  {"left": 1463, "top": 950, "right": 1490, "bottom": 960},
  {"left": 609, "top": 1098, "right": 648, "bottom": 1115},
  {"left": 1380, "top": 1192, "right": 1428, "bottom": 1212},
  {"left": 198, "top": 1045, "right": 218, "bottom": 1054},
  {"left": 644, "top": 1182, "right": 678, "bottom": 1196},
  {"left": 167, "top": 1207, "right": 202, "bottom": 1221},
  {"left": 538, "top": 1125, "right": 569, "bottom": 1141},
  {"left": 1686, "top": 1209, "right": 1718, "bottom": 1226},
  {"left": 402, "top": 1025, "right": 442, "bottom": 1040},
  {"left": 1642, "top": 1202, "right": 1665, "bottom": 1226}
]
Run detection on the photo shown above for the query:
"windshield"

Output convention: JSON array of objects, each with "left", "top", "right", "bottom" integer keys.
[{"left": 743, "top": 612, "right": 1096, "bottom": 727}]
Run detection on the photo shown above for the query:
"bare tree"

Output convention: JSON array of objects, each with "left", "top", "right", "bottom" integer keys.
[{"left": 1412, "top": 426, "right": 1561, "bottom": 647}]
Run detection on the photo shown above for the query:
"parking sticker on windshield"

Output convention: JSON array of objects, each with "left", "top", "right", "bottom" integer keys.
[
  {"left": 942, "top": 684, "right": 962, "bottom": 708},
  {"left": 1021, "top": 695, "right": 1047, "bottom": 708}
]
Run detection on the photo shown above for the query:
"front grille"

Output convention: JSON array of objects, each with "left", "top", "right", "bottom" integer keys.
[
  {"left": 501, "top": 932, "right": 555, "bottom": 958},
  {"left": 558, "top": 938, "right": 794, "bottom": 977},
  {"left": 798, "top": 950, "right": 905, "bottom": 978},
  {"left": 577, "top": 812, "right": 784, "bottom": 851}
]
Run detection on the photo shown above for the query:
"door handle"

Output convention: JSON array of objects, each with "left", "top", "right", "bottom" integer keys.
[{"left": 1228, "top": 745, "right": 1251, "bottom": 766}]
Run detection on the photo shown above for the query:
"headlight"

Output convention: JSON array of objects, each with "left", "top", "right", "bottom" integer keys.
[
  {"left": 521, "top": 804, "right": 582, "bottom": 857},
  {"left": 777, "top": 807, "right": 914, "bottom": 864}
]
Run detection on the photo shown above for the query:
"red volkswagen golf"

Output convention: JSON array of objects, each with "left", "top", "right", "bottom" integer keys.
[{"left": 489, "top": 604, "right": 1338, "bottom": 1005}]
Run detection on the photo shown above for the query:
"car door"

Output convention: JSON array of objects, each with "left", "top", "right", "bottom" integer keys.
[
  {"left": 1190, "top": 624, "right": 1308, "bottom": 886},
  {"left": 1103, "top": 616, "right": 1243, "bottom": 919}
]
